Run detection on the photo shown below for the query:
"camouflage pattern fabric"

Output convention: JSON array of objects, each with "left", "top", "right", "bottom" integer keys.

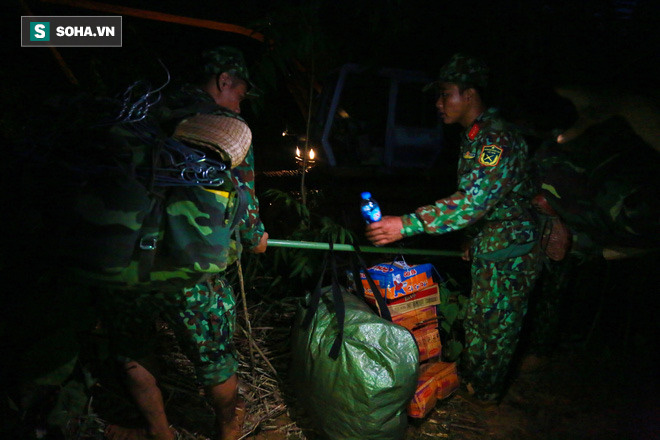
[
  {"left": 71, "top": 83, "right": 263, "bottom": 386},
  {"left": 61, "top": 85, "right": 265, "bottom": 291},
  {"left": 100, "top": 274, "right": 238, "bottom": 386},
  {"left": 175, "top": 276, "right": 238, "bottom": 385},
  {"left": 462, "top": 246, "right": 542, "bottom": 400},
  {"left": 424, "top": 53, "right": 489, "bottom": 92},
  {"left": 401, "top": 107, "right": 541, "bottom": 400},
  {"left": 201, "top": 46, "right": 260, "bottom": 98},
  {"left": 202, "top": 46, "right": 251, "bottom": 80},
  {"left": 95, "top": 84, "right": 265, "bottom": 384},
  {"left": 165, "top": 85, "right": 266, "bottom": 253},
  {"left": 232, "top": 143, "right": 264, "bottom": 250},
  {"left": 525, "top": 258, "right": 573, "bottom": 355},
  {"left": 401, "top": 107, "right": 538, "bottom": 256},
  {"left": 66, "top": 182, "right": 240, "bottom": 291}
]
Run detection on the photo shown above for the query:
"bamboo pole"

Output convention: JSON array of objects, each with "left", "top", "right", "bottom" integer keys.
[
  {"left": 236, "top": 259, "right": 257, "bottom": 372},
  {"left": 267, "top": 239, "right": 463, "bottom": 257},
  {"left": 40, "top": 0, "right": 266, "bottom": 42}
]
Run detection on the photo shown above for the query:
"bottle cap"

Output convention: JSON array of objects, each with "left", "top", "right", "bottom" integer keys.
[{"left": 361, "top": 192, "right": 371, "bottom": 199}]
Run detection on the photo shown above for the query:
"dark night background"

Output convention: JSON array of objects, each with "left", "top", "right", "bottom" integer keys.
[
  {"left": 6, "top": 0, "right": 659, "bottom": 239},
  {"left": 2, "top": 0, "right": 660, "bottom": 438},
  {"left": 7, "top": 0, "right": 660, "bottom": 133}
]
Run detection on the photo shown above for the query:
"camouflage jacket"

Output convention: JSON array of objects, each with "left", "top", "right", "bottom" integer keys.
[
  {"left": 164, "top": 85, "right": 266, "bottom": 257},
  {"left": 401, "top": 108, "right": 538, "bottom": 256}
]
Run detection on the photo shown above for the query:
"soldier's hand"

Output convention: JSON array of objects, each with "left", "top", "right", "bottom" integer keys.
[
  {"left": 365, "top": 216, "right": 404, "bottom": 246},
  {"left": 252, "top": 231, "right": 268, "bottom": 254},
  {"left": 460, "top": 240, "right": 472, "bottom": 261}
]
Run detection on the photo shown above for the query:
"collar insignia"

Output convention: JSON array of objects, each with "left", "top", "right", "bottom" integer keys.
[
  {"left": 468, "top": 123, "right": 480, "bottom": 140},
  {"left": 463, "top": 151, "right": 476, "bottom": 159},
  {"left": 478, "top": 144, "right": 503, "bottom": 167}
]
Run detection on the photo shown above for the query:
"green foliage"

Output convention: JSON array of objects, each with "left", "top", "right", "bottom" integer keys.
[
  {"left": 258, "top": 188, "right": 356, "bottom": 294},
  {"left": 31, "top": 354, "right": 79, "bottom": 388},
  {"left": 45, "top": 381, "right": 89, "bottom": 429},
  {"left": 439, "top": 303, "right": 459, "bottom": 334},
  {"left": 436, "top": 273, "right": 468, "bottom": 362},
  {"left": 264, "top": 188, "right": 312, "bottom": 226},
  {"left": 443, "top": 340, "right": 464, "bottom": 363},
  {"left": 246, "top": 0, "right": 410, "bottom": 121}
]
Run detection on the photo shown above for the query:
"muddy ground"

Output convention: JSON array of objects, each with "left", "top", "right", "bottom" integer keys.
[
  {"left": 6, "top": 244, "right": 657, "bottom": 440},
  {"left": 78, "top": 282, "right": 657, "bottom": 440}
]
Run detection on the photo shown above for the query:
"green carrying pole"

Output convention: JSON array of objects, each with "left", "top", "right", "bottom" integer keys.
[{"left": 267, "top": 239, "right": 462, "bottom": 257}]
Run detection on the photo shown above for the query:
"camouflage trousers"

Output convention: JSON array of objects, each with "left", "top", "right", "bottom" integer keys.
[
  {"left": 100, "top": 275, "right": 238, "bottom": 386},
  {"left": 526, "top": 257, "right": 574, "bottom": 355},
  {"left": 461, "top": 246, "right": 542, "bottom": 400}
]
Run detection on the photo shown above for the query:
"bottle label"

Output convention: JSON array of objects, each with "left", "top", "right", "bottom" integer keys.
[{"left": 362, "top": 206, "right": 382, "bottom": 223}]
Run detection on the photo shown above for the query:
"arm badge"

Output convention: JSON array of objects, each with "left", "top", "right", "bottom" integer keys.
[{"left": 478, "top": 144, "right": 503, "bottom": 167}]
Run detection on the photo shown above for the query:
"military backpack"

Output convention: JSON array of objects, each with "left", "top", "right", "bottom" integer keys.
[{"left": 50, "top": 81, "right": 249, "bottom": 292}]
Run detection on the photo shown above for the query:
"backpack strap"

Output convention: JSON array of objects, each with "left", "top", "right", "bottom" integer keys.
[
  {"left": 136, "top": 132, "right": 167, "bottom": 283},
  {"left": 327, "top": 241, "right": 345, "bottom": 359},
  {"left": 137, "top": 195, "right": 164, "bottom": 283},
  {"left": 351, "top": 241, "right": 392, "bottom": 322},
  {"left": 301, "top": 240, "right": 346, "bottom": 360},
  {"left": 228, "top": 169, "right": 249, "bottom": 232}
]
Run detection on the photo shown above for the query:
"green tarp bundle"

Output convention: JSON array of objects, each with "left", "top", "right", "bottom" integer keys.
[{"left": 290, "top": 286, "right": 419, "bottom": 440}]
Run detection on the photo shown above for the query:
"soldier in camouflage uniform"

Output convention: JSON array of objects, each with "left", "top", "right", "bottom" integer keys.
[
  {"left": 105, "top": 47, "right": 267, "bottom": 440},
  {"left": 366, "top": 53, "right": 542, "bottom": 402}
]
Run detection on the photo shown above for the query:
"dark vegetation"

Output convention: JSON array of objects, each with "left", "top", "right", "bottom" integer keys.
[{"left": 2, "top": 0, "right": 659, "bottom": 438}]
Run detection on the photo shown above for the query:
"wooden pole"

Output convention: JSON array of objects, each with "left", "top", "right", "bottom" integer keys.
[
  {"left": 40, "top": 0, "right": 267, "bottom": 42},
  {"left": 21, "top": 0, "right": 79, "bottom": 85}
]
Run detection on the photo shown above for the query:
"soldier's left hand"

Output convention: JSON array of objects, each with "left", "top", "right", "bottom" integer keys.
[
  {"left": 252, "top": 231, "right": 269, "bottom": 253},
  {"left": 365, "top": 216, "right": 404, "bottom": 246},
  {"left": 460, "top": 240, "right": 472, "bottom": 261}
]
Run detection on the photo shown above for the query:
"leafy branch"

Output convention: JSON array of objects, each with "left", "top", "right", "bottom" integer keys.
[{"left": 436, "top": 273, "right": 468, "bottom": 362}]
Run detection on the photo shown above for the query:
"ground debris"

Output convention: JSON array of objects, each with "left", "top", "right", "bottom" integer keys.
[{"left": 64, "top": 294, "right": 657, "bottom": 440}]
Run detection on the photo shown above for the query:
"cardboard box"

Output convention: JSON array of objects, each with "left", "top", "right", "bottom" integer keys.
[
  {"left": 365, "top": 284, "right": 440, "bottom": 316},
  {"left": 434, "top": 361, "right": 460, "bottom": 400},
  {"left": 407, "top": 362, "right": 438, "bottom": 419},
  {"left": 391, "top": 305, "right": 438, "bottom": 331},
  {"left": 417, "top": 361, "right": 460, "bottom": 400},
  {"left": 361, "top": 261, "right": 435, "bottom": 300},
  {"left": 412, "top": 322, "right": 441, "bottom": 362}
]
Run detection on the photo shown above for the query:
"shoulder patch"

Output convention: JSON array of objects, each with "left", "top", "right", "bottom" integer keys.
[{"left": 478, "top": 144, "right": 503, "bottom": 167}]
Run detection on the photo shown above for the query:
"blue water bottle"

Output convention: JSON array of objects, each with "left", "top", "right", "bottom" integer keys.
[{"left": 360, "top": 192, "right": 382, "bottom": 223}]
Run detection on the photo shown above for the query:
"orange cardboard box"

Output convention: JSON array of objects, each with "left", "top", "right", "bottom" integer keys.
[
  {"left": 365, "top": 284, "right": 440, "bottom": 316},
  {"left": 435, "top": 362, "right": 460, "bottom": 399},
  {"left": 407, "top": 363, "right": 438, "bottom": 418},
  {"left": 420, "top": 361, "right": 461, "bottom": 400},
  {"left": 412, "top": 322, "right": 441, "bottom": 362},
  {"left": 391, "top": 305, "right": 438, "bottom": 331},
  {"left": 361, "top": 262, "right": 435, "bottom": 300}
]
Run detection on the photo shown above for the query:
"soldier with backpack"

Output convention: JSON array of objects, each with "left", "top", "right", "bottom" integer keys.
[{"left": 101, "top": 46, "right": 268, "bottom": 440}]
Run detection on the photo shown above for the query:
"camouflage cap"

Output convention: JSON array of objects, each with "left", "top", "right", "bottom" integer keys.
[
  {"left": 424, "top": 53, "right": 489, "bottom": 92},
  {"left": 202, "top": 46, "right": 260, "bottom": 98}
]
